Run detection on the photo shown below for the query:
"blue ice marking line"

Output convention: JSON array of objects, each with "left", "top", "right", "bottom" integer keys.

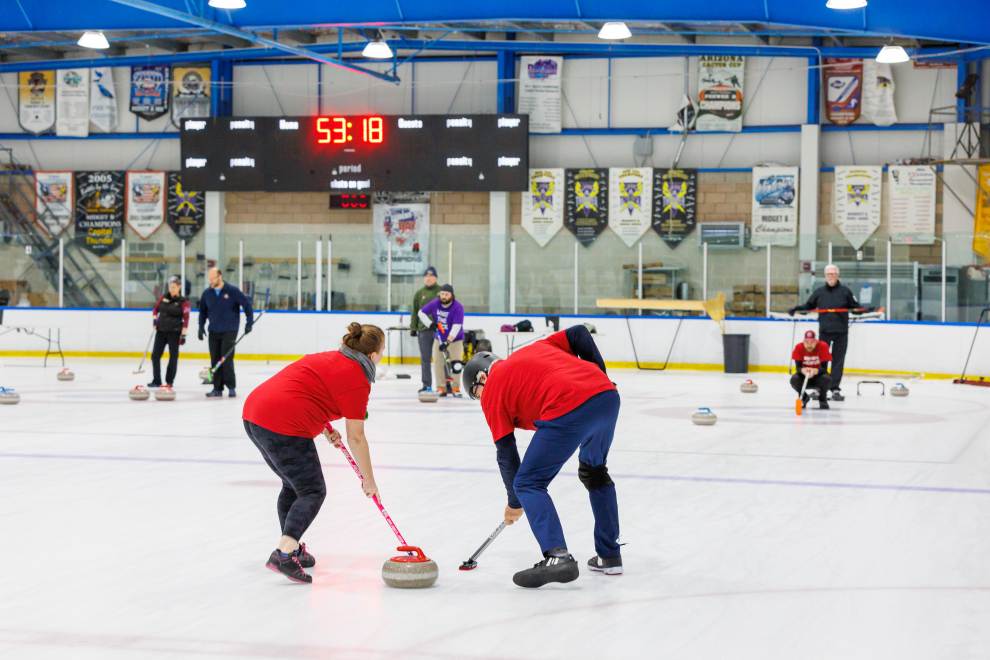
[{"left": 1, "top": 451, "right": 989, "bottom": 496}]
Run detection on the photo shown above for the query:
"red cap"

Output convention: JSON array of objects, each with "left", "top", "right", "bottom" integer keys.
[{"left": 804, "top": 330, "right": 817, "bottom": 340}]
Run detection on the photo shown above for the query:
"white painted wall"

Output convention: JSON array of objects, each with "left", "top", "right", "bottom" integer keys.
[{"left": 1, "top": 308, "right": 986, "bottom": 379}]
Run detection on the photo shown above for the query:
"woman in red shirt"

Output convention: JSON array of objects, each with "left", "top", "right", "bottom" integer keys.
[{"left": 242, "top": 322, "right": 385, "bottom": 584}]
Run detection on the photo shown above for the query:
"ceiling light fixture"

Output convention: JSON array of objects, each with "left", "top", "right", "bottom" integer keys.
[
  {"left": 598, "top": 22, "right": 632, "bottom": 40},
  {"left": 826, "top": 0, "right": 868, "bottom": 9},
  {"left": 876, "top": 44, "right": 910, "bottom": 64},
  {"left": 77, "top": 31, "right": 110, "bottom": 50},
  {"left": 362, "top": 38, "right": 393, "bottom": 59},
  {"left": 208, "top": 0, "right": 247, "bottom": 9}
]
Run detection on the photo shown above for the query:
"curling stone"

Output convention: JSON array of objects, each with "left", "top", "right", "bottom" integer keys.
[
  {"left": 199, "top": 367, "right": 213, "bottom": 384},
  {"left": 128, "top": 385, "right": 150, "bottom": 401},
  {"left": 56, "top": 368, "right": 75, "bottom": 382},
  {"left": 0, "top": 387, "right": 20, "bottom": 405},
  {"left": 740, "top": 379, "right": 758, "bottom": 394},
  {"left": 382, "top": 546, "right": 438, "bottom": 589},
  {"left": 418, "top": 390, "right": 439, "bottom": 403},
  {"left": 154, "top": 385, "right": 176, "bottom": 401},
  {"left": 691, "top": 407, "right": 717, "bottom": 426},
  {"left": 891, "top": 382, "right": 910, "bottom": 397}
]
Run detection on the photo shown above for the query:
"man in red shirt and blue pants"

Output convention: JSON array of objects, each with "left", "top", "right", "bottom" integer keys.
[
  {"left": 791, "top": 329, "right": 832, "bottom": 410},
  {"left": 462, "top": 324, "right": 621, "bottom": 588}
]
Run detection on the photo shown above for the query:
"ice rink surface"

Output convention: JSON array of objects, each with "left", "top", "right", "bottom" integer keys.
[{"left": 2, "top": 357, "right": 990, "bottom": 659}]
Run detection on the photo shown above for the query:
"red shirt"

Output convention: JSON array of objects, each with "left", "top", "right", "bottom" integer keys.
[
  {"left": 243, "top": 351, "right": 371, "bottom": 438},
  {"left": 480, "top": 330, "right": 616, "bottom": 442},
  {"left": 792, "top": 341, "right": 833, "bottom": 370}
]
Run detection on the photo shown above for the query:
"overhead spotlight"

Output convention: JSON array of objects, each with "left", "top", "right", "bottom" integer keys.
[
  {"left": 876, "top": 44, "right": 910, "bottom": 64},
  {"left": 598, "top": 22, "right": 632, "bottom": 40},
  {"left": 77, "top": 31, "right": 110, "bottom": 50},
  {"left": 208, "top": 0, "right": 247, "bottom": 8},
  {"left": 826, "top": 0, "right": 868, "bottom": 9},
  {"left": 362, "top": 38, "right": 393, "bottom": 59}
]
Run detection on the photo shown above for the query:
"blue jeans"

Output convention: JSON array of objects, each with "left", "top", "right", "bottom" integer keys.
[{"left": 513, "top": 390, "right": 621, "bottom": 558}]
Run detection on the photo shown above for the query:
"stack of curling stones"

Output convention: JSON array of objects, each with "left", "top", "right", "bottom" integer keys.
[
  {"left": 382, "top": 546, "right": 438, "bottom": 588},
  {"left": 0, "top": 386, "right": 20, "bottom": 405},
  {"left": 891, "top": 382, "right": 910, "bottom": 397},
  {"left": 692, "top": 407, "right": 717, "bottom": 426},
  {"left": 56, "top": 368, "right": 75, "bottom": 382},
  {"left": 129, "top": 385, "right": 150, "bottom": 401},
  {"left": 154, "top": 385, "right": 176, "bottom": 401},
  {"left": 418, "top": 389, "right": 439, "bottom": 403},
  {"left": 740, "top": 379, "right": 758, "bottom": 393}
]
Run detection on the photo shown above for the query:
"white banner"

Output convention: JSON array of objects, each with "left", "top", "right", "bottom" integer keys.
[
  {"left": 56, "top": 68, "right": 89, "bottom": 137},
  {"left": 696, "top": 56, "right": 745, "bottom": 132},
  {"left": 521, "top": 168, "right": 564, "bottom": 247},
  {"left": 834, "top": 165, "right": 883, "bottom": 249},
  {"left": 34, "top": 171, "right": 74, "bottom": 237},
  {"left": 862, "top": 60, "right": 897, "bottom": 127},
  {"left": 608, "top": 167, "right": 653, "bottom": 247},
  {"left": 373, "top": 203, "right": 430, "bottom": 276},
  {"left": 89, "top": 67, "right": 118, "bottom": 133},
  {"left": 125, "top": 171, "right": 166, "bottom": 239},
  {"left": 888, "top": 165, "right": 936, "bottom": 245},
  {"left": 18, "top": 71, "right": 55, "bottom": 135},
  {"left": 517, "top": 56, "right": 562, "bottom": 134},
  {"left": 751, "top": 167, "right": 799, "bottom": 247}
]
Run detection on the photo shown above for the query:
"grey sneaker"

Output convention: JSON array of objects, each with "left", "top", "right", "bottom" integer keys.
[{"left": 587, "top": 555, "right": 623, "bottom": 575}]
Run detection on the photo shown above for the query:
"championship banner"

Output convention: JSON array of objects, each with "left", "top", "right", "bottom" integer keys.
[
  {"left": 130, "top": 65, "right": 170, "bottom": 120},
  {"left": 372, "top": 203, "right": 430, "bottom": 276},
  {"left": 125, "top": 171, "right": 166, "bottom": 240},
  {"left": 166, "top": 173, "right": 205, "bottom": 240},
  {"left": 651, "top": 169, "right": 697, "bottom": 248},
  {"left": 521, "top": 168, "right": 564, "bottom": 247},
  {"left": 171, "top": 66, "right": 211, "bottom": 128},
  {"left": 751, "top": 167, "right": 799, "bottom": 247},
  {"left": 973, "top": 165, "right": 990, "bottom": 260},
  {"left": 56, "top": 68, "right": 90, "bottom": 137},
  {"left": 607, "top": 168, "right": 652, "bottom": 247},
  {"left": 862, "top": 60, "right": 897, "bottom": 127},
  {"left": 564, "top": 168, "right": 608, "bottom": 247},
  {"left": 823, "top": 58, "right": 862, "bottom": 125},
  {"left": 18, "top": 71, "right": 55, "bottom": 134},
  {"left": 888, "top": 165, "right": 936, "bottom": 245},
  {"left": 696, "top": 56, "right": 744, "bottom": 132},
  {"left": 75, "top": 171, "right": 124, "bottom": 256},
  {"left": 34, "top": 171, "right": 74, "bottom": 238},
  {"left": 517, "top": 56, "right": 562, "bottom": 134},
  {"left": 89, "top": 67, "right": 118, "bottom": 133},
  {"left": 834, "top": 165, "right": 882, "bottom": 249}
]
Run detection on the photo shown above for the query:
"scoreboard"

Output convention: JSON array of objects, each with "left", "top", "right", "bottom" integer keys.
[{"left": 179, "top": 114, "right": 529, "bottom": 192}]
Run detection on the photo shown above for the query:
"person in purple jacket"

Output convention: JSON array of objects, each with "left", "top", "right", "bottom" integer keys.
[{"left": 417, "top": 284, "right": 465, "bottom": 396}]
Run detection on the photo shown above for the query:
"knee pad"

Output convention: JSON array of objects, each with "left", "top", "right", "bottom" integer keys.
[{"left": 578, "top": 461, "right": 613, "bottom": 491}]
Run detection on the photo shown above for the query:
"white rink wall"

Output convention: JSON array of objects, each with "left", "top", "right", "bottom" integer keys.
[{"left": 1, "top": 308, "right": 987, "bottom": 379}]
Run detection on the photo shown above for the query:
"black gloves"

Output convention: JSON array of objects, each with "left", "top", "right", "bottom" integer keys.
[
  {"left": 179, "top": 336, "right": 186, "bottom": 346},
  {"left": 439, "top": 341, "right": 449, "bottom": 352},
  {"left": 198, "top": 328, "right": 205, "bottom": 341},
  {"left": 788, "top": 307, "right": 797, "bottom": 316},
  {"left": 410, "top": 329, "right": 418, "bottom": 337},
  {"left": 244, "top": 322, "right": 253, "bottom": 335}
]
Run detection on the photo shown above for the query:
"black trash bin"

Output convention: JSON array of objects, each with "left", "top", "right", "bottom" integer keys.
[{"left": 722, "top": 334, "right": 750, "bottom": 373}]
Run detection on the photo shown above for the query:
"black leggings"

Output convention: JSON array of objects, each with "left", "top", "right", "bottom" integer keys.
[
  {"left": 244, "top": 420, "right": 327, "bottom": 542},
  {"left": 151, "top": 331, "right": 180, "bottom": 385}
]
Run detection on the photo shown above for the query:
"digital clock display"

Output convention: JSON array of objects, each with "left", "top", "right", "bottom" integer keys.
[{"left": 180, "top": 114, "right": 528, "bottom": 192}]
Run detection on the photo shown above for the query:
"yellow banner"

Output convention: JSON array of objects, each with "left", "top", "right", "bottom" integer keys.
[
  {"left": 18, "top": 70, "right": 55, "bottom": 134},
  {"left": 171, "top": 65, "right": 211, "bottom": 128},
  {"left": 975, "top": 165, "right": 990, "bottom": 260}
]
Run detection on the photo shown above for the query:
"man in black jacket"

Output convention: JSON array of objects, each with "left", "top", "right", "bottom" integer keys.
[
  {"left": 789, "top": 264, "right": 871, "bottom": 402},
  {"left": 198, "top": 267, "right": 254, "bottom": 398}
]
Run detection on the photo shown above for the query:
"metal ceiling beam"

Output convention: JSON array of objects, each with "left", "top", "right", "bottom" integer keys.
[
  {"left": 737, "top": 23, "right": 769, "bottom": 45},
  {"left": 106, "top": 0, "right": 399, "bottom": 83},
  {"left": 0, "top": 46, "right": 63, "bottom": 59},
  {"left": 658, "top": 23, "right": 695, "bottom": 44},
  {"left": 279, "top": 29, "right": 315, "bottom": 44}
]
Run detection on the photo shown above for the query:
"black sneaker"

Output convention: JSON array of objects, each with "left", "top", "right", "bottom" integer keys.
[
  {"left": 265, "top": 549, "right": 312, "bottom": 584},
  {"left": 801, "top": 393, "right": 810, "bottom": 408},
  {"left": 819, "top": 397, "right": 830, "bottom": 410},
  {"left": 228, "top": 389, "right": 237, "bottom": 398},
  {"left": 587, "top": 555, "right": 623, "bottom": 575},
  {"left": 512, "top": 550, "right": 579, "bottom": 588},
  {"left": 205, "top": 390, "right": 224, "bottom": 398},
  {"left": 147, "top": 381, "right": 162, "bottom": 388},
  {"left": 296, "top": 543, "right": 315, "bottom": 568},
  {"left": 831, "top": 390, "right": 845, "bottom": 402}
]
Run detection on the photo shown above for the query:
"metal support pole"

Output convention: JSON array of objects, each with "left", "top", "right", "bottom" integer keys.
[
  {"left": 509, "top": 239, "right": 517, "bottom": 314},
  {"left": 58, "top": 238, "right": 64, "bottom": 308},
  {"left": 941, "top": 238, "right": 947, "bottom": 323},
  {"left": 327, "top": 238, "right": 333, "bottom": 311},
  {"left": 120, "top": 239, "right": 126, "bottom": 309},
  {"left": 315, "top": 240, "right": 323, "bottom": 311},
  {"left": 180, "top": 240, "right": 186, "bottom": 295},
  {"left": 386, "top": 240, "right": 393, "bottom": 312},
  {"left": 573, "top": 241, "right": 579, "bottom": 315},
  {"left": 447, "top": 240, "right": 453, "bottom": 285},
  {"left": 296, "top": 240, "right": 303, "bottom": 311},
  {"left": 238, "top": 239, "right": 244, "bottom": 289},
  {"left": 765, "top": 245, "right": 772, "bottom": 317},
  {"left": 637, "top": 241, "right": 643, "bottom": 316},
  {"left": 886, "top": 238, "right": 892, "bottom": 318},
  {"left": 702, "top": 241, "right": 709, "bottom": 300},
  {"left": 827, "top": 241, "right": 833, "bottom": 265}
]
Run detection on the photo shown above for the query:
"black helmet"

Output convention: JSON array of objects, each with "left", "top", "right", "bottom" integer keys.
[{"left": 462, "top": 351, "right": 500, "bottom": 399}]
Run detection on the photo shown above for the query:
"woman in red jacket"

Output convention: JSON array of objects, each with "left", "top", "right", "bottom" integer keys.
[{"left": 242, "top": 322, "right": 385, "bottom": 584}]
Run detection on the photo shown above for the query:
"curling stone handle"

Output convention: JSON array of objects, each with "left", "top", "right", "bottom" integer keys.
[{"left": 396, "top": 545, "right": 426, "bottom": 560}]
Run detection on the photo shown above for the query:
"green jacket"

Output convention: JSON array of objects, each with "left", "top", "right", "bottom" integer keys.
[{"left": 411, "top": 284, "right": 441, "bottom": 331}]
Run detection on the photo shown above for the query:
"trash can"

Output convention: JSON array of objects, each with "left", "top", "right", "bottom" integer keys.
[{"left": 722, "top": 334, "right": 750, "bottom": 373}]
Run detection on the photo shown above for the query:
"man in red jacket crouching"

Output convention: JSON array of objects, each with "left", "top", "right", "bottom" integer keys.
[{"left": 791, "top": 329, "right": 832, "bottom": 410}]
